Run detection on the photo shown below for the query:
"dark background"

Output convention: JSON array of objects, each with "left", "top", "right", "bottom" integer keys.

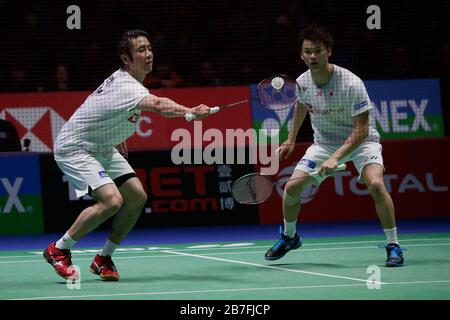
[{"left": 0, "top": 0, "right": 449, "bottom": 134}]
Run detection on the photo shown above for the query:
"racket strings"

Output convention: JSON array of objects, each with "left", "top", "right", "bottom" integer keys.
[
  {"left": 232, "top": 175, "right": 275, "bottom": 204},
  {"left": 256, "top": 75, "right": 297, "bottom": 111}
]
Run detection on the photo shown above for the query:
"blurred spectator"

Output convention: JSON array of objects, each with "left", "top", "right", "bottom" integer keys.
[
  {"left": 50, "top": 64, "right": 71, "bottom": 91},
  {"left": 6, "top": 67, "right": 35, "bottom": 92},
  {"left": 238, "top": 62, "right": 257, "bottom": 85},
  {"left": 391, "top": 45, "right": 410, "bottom": 78},
  {"left": 430, "top": 43, "right": 450, "bottom": 79},
  {"left": 196, "top": 61, "right": 223, "bottom": 86},
  {"left": 143, "top": 63, "right": 184, "bottom": 88}
]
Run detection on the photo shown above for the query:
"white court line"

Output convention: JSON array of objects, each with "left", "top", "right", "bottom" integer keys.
[
  {"left": 1, "top": 242, "right": 450, "bottom": 264},
  {"left": 9, "top": 279, "right": 450, "bottom": 300},
  {"left": 162, "top": 250, "right": 386, "bottom": 285},
  {"left": 1, "top": 236, "right": 450, "bottom": 260}
]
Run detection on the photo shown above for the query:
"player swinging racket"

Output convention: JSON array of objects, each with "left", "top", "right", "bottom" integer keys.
[
  {"left": 43, "top": 30, "right": 212, "bottom": 281},
  {"left": 264, "top": 24, "right": 405, "bottom": 267}
]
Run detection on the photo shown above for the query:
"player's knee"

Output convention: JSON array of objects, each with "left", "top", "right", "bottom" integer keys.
[
  {"left": 101, "top": 194, "right": 123, "bottom": 217},
  {"left": 366, "top": 179, "right": 385, "bottom": 196},
  {"left": 285, "top": 179, "right": 307, "bottom": 195},
  {"left": 284, "top": 181, "right": 306, "bottom": 206}
]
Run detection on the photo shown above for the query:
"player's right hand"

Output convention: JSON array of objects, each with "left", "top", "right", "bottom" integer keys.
[
  {"left": 191, "top": 104, "right": 211, "bottom": 119},
  {"left": 275, "top": 141, "right": 295, "bottom": 160}
]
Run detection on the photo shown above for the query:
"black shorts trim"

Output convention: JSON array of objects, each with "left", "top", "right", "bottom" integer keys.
[
  {"left": 113, "top": 173, "right": 137, "bottom": 188},
  {"left": 87, "top": 173, "right": 137, "bottom": 196}
]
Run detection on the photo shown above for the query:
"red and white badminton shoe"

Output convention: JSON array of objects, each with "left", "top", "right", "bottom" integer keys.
[
  {"left": 43, "top": 242, "right": 79, "bottom": 280},
  {"left": 90, "top": 254, "right": 120, "bottom": 281}
]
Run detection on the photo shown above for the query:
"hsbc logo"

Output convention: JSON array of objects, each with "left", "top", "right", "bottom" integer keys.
[
  {"left": 0, "top": 177, "right": 25, "bottom": 213},
  {"left": 0, "top": 107, "right": 66, "bottom": 152}
]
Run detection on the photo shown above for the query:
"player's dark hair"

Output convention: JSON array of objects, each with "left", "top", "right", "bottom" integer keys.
[
  {"left": 119, "top": 29, "right": 150, "bottom": 68},
  {"left": 299, "top": 24, "right": 334, "bottom": 50}
]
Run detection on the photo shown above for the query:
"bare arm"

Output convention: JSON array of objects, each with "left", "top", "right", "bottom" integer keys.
[
  {"left": 277, "top": 101, "right": 308, "bottom": 160},
  {"left": 137, "top": 95, "right": 209, "bottom": 118},
  {"left": 287, "top": 101, "right": 308, "bottom": 143},
  {"left": 319, "top": 110, "right": 369, "bottom": 174}
]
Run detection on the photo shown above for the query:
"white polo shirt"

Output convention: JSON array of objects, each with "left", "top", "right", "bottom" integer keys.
[{"left": 296, "top": 64, "right": 380, "bottom": 146}]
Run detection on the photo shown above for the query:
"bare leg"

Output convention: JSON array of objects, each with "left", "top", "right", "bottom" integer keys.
[
  {"left": 363, "top": 164, "right": 396, "bottom": 229},
  {"left": 108, "top": 177, "right": 147, "bottom": 244},
  {"left": 283, "top": 170, "right": 316, "bottom": 222},
  {"left": 68, "top": 183, "right": 123, "bottom": 241}
]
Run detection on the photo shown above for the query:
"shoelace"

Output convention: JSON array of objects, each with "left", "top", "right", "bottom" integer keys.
[
  {"left": 53, "top": 249, "right": 73, "bottom": 265},
  {"left": 378, "top": 244, "right": 407, "bottom": 253}
]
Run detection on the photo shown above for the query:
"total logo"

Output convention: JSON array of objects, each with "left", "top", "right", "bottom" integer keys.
[
  {"left": 273, "top": 164, "right": 448, "bottom": 204},
  {"left": 1, "top": 107, "right": 66, "bottom": 152}
]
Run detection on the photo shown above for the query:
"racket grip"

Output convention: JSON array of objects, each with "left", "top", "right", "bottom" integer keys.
[
  {"left": 310, "top": 163, "right": 347, "bottom": 181},
  {"left": 184, "top": 106, "right": 220, "bottom": 122}
]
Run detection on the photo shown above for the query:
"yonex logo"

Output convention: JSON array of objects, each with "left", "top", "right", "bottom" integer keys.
[{"left": 0, "top": 177, "right": 25, "bottom": 213}]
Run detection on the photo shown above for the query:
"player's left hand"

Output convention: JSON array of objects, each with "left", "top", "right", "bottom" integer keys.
[
  {"left": 318, "top": 157, "right": 339, "bottom": 176},
  {"left": 116, "top": 141, "right": 128, "bottom": 158}
]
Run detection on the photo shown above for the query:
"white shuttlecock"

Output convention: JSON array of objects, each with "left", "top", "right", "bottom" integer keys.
[{"left": 271, "top": 77, "right": 284, "bottom": 90}]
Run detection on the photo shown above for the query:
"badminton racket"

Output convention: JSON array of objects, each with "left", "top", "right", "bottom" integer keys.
[
  {"left": 185, "top": 74, "right": 298, "bottom": 121},
  {"left": 231, "top": 163, "right": 347, "bottom": 205}
]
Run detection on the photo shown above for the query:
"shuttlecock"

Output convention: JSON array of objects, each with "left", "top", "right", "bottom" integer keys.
[{"left": 271, "top": 77, "right": 284, "bottom": 90}]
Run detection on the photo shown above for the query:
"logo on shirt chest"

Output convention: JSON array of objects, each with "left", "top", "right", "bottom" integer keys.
[
  {"left": 304, "top": 103, "right": 345, "bottom": 116},
  {"left": 128, "top": 113, "right": 140, "bottom": 123}
]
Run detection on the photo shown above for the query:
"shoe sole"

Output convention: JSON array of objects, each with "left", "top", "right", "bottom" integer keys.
[
  {"left": 385, "top": 262, "right": 404, "bottom": 267},
  {"left": 90, "top": 268, "right": 119, "bottom": 281},
  {"left": 264, "top": 242, "right": 302, "bottom": 261}
]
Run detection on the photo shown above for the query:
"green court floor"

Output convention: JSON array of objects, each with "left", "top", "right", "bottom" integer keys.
[{"left": 1, "top": 233, "right": 450, "bottom": 300}]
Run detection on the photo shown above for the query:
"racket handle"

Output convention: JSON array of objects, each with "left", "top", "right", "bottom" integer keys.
[
  {"left": 185, "top": 106, "right": 220, "bottom": 122},
  {"left": 310, "top": 163, "right": 347, "bottom": 181}
]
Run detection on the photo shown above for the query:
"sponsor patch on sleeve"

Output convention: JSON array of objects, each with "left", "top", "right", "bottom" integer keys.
[{"left": 353, "top": 100, "right": 368, "bottom": 111}]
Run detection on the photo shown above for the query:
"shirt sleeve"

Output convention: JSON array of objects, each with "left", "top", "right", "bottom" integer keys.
[
  {"left": 349, "top": 79, "right": 372, "bottom": 117},
  {"left": 114, "top": 78, "right": 150, "bottom": 113}
]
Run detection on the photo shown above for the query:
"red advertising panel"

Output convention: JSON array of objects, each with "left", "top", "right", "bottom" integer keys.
[
  {"left": 256, "top": 138, "right": 450, "bottom": 224},
  {"left": 0, "top": 86, "right": 252, "bottom": 152}
]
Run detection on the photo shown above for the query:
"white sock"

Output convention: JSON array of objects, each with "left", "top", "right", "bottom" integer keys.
[
  {"left": 384, "top": 227, "right": 399, "bottom": 245},
  {"left": 55, "top": 231, "right": 77, "bottom": 250},
  {"left": 100, "top": 238, "right": 118, "bottom": 257},
  {"left": 284, "top": 219, "right": 297, "bottom": 238}
]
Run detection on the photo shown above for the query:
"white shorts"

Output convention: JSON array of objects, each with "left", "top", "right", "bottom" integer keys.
[
  {"left": 295, "top": 141, "right": 384, "bottom": 184},
  {"left": 54, "top": 150, "right": 135, "bottom": 198}
]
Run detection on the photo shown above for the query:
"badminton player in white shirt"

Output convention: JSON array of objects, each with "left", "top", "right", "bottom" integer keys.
[
  {"left": 265, "top": 24, "right": 405, "bottom": 267},
  {"left": 44, "top": 30, "right": 212, "bottom": 281}
]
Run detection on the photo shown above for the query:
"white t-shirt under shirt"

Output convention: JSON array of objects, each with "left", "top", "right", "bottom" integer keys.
[
  {"left": 296, "top": 64, "right": 380, "bottom": 146},
  {"left": 54, "top": 69, "right": 150, "bottom": 154}
]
